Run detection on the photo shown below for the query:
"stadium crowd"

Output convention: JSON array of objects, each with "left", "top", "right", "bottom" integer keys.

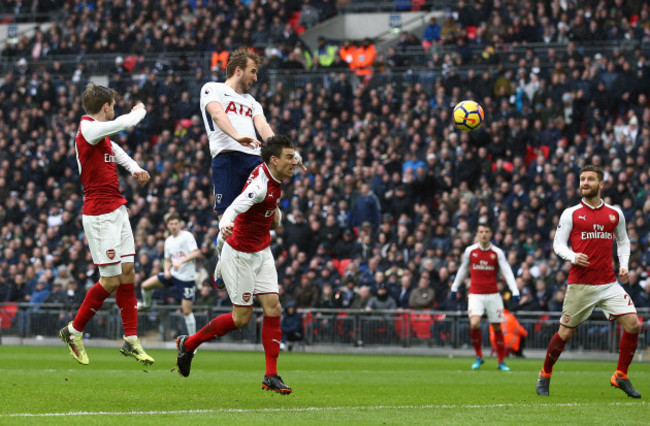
[{"left": 1, "top": 0, "right": 650, "bottom": 329}]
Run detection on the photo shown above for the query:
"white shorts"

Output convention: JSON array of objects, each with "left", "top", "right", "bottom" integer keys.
[
  {"left": 83, "top": 205, "right": 135, "bottom": 277},
  {"left": 468, "top": 293, "right": 504, "bottom": 323},
  {"left": 221, "top": 242, "right": 278, "bottom": 306},
  {"left": 560, "top": 282, "right": 637, "bottom": 327}
]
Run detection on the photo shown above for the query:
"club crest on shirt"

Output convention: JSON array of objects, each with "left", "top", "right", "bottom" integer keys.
[
  {"left": 243, "top": 292, "right": 252, "bottom": 303},
  {"left": 106, "top": 249, "right": 116, "bottom": 260},
  {"left": 490, "top": 254, "right": 496, "bottom": 259},
  {"left": 609, "top": 214, "right": 616, "bottom": 223}
]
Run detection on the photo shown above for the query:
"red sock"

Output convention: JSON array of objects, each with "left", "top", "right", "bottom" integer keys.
[
  {"left": 262, "top": 316, "right": 282, "bottom": 377},
  {"left": 184, "top": 313, "right": 237, "bottom": 352},
  {"left": 494, "top": 329, "right": 505, "bottom": 363},
  {"left": 470, "top": 328, "right": 483, "bottom": 358},
  {"left": 616, "top": 331, "right": 639, "bottom": 375},
  {"left": 542, "top": 332, "right": 566, "bottom": 375},
  {"left": 116, "top": 283, "right": 138, "bottom": 337},
  {"left": 72, "top": 282, "right": 110, "bottom": 332}
]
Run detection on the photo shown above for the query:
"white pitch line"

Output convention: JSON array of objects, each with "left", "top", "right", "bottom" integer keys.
[{"left": 1, "top": 401, "right": 647, "bottom": 418}]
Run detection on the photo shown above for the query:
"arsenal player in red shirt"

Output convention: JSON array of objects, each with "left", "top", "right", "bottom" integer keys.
[
  {"left": 537, "top": 165, "right": 641, "bottom": 398},
  {"left": 175, "top": 135, "right": 297, "bottom": 394},
  {"left": 59, "top": 83, "right": 154, "bottom": 366},
  {"left": 451, "top": 221, "right": 520, "bottom": 371}
]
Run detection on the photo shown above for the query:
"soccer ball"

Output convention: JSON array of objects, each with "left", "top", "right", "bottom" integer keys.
[{"left": 453, "top": 100, "right": 485, "bottom": 131}]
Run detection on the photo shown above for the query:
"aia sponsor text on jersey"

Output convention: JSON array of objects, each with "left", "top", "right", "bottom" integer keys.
[{"left": 225, "top": 101, "right": 253, "bottom": 117}]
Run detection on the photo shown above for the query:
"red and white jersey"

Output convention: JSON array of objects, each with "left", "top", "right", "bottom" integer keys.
[
  {"left": 75, "top": 110, "right": 145, "bottom": 215},
  {"left": 200, "top": 82, "right": 264, "bottom": 158},
  {"left": 452, "top": 243, "right": 519, "bottom": 296},
  {"left": 75, "top": 116, "right": 126, "bottom": 215},
  {"left": 221, "top": 162, "right": 281, "bottom": 253},
  {"left": 554, "top": 200, "right": 630, "bottom": 285}
]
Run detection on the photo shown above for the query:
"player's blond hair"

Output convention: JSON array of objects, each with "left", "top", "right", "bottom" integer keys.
[
  {"left": 226, "top": 46, "right": 261, "bottom": 79},
  {"left": 82, "top": 83, "right": 117, "bottom": 115}
]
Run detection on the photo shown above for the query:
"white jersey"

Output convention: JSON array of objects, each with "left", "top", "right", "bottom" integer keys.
[
  {"left": 200, "top": 82, "right": 264, "bottom": 158},
  {"left": 164, "top": 230, "right": 199, "bottom": 281}
]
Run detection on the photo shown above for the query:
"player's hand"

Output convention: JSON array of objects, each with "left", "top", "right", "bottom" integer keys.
[
  {"left": 573, "top": 253, "right": 590, "bottom": 267},
  {"left": 164, "top": 271, "right": 171, "bottom": 279},
  {"left": 220, "top": 223, "right": 234, "bottom": 239},
  {"left": 132, "top": 102, "right": 145, "bottom": 112},
  {"left": 618, "top": 267, "right": 629, "bottom": 284},
  {"left": 235, "top": 135, "right": 261, "bottom": 150},
  {"left": 449, "top": 291, "right": 457, "bottom": 301},
  {"left": 294, "top": 151, "right": 307, "bottom": 172},
  {"left": 133, "top": 170, "right": 150, "bottom": 186},
  {"left": 172, "top": 261, "right": 182, "bottom": 271},
  {"left": 512, "top": 295, "right": 521, "bottom": 304}
]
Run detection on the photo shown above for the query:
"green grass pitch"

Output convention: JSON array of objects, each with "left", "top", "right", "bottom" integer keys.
[{"left": 0, "top": 345, "right": 648, "bottom": 425}]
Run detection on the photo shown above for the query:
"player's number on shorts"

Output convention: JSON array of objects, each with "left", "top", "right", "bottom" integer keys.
[
  {"left": 624, "top": 294, "right": 634, "bottom": 306},
  {"left": 184, "top": 287, "right": 195, "bottom": 299}
]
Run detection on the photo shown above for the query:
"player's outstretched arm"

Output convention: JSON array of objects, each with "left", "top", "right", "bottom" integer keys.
[
  {"left": 81, "top": 107, "right": 147, "bottom": 145},
  {"left": 253, "top": 114, "right": 275, "bottom": 142}
]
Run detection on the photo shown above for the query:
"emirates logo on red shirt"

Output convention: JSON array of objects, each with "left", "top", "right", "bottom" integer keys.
[{"left": 106, "top": 249, "right": 116, "bottom": 260}]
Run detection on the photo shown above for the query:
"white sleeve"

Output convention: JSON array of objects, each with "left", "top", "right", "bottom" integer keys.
[
  {"left": 451, "top": 247, "right": 471, "bottom": 292},
  {"left": 553, "top": 209, "right": 577, "bottom": 264},
  {"left": 497, "top": 248, "right": 519, "bottom": 296},
  {"left": 252, "top": 99, "right": 264, "bottom": 117},
  {"left": 111, "top": 142, "right": 142, "bottom": 174},
  {"left": 164, "top": 239, "right": 171, "bottom": 261},
  {"left": 80, "top": 109, "right": 146, "bottom": 145},
  {"left": 184, "top": 231, "right": 199, "bottom": 252},
  {"left": 220, "top": 183, "right": 267, "bottom": 231},
  {"left": 613, "top": 208, "right": 630, "bottom": 270}
]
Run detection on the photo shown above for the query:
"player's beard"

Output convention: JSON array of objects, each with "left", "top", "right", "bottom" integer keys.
[{"left": 580, "top": 185, "right": 600, "bottom": 199}]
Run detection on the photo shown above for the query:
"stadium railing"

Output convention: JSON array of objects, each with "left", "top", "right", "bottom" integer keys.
[{"left": 1, "top": 302, "right": 647, "bottom": 355}]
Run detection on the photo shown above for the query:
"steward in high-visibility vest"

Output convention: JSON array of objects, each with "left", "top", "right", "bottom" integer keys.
[
  {"left": 313, "top": 36, "right": 338, "bottom": 68},
  {"left": 354, "top": 38, "right": 376, "bottom": 77},
  {"left": 339, "top": 39, "right": 357, "bottom": 69}
]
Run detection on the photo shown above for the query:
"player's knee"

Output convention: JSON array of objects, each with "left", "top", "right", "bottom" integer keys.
[
  {"left": 232, "top": 310, "right": 253, "bottom": 328},
  {"left": 99, "top": 275, "right": 121, "bottom": 293},
  {"left": 625, "top": 319, "right": 642, "bottom": 334}
]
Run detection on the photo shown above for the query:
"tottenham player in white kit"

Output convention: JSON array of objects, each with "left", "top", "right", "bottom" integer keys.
[
  {"left": 59, "top": 83, "right": 154, "bottom": 366},
  {"left": 450, "top": 222, "right": 520, "bottom": 371},
  {"left": 536, "top": 165, "right": 642, "bottom": 398},
  {"left": 176, "top": 135, "right": 296, "bottom": 395},
  {"left": 138, "top": 214, "right": 200, "bottom": 335},
  {"left": 200, "top": 47, "right": 304, "bottom": 289}
]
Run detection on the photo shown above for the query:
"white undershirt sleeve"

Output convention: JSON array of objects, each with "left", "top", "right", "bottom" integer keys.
[
  {"left": 110, "top": 142, "right": 142, "bottom": 174},
  {"left": 80, "top": 109, "right": 146, "bottom": 145},
  {"left": 553, "top": 209, "right": 577, "bottom": 264},
  {"left": 451, "top": 248, "right": 470, "bottom": 292},
  {"left": 497, "top": 248, "right": 519, "bottom": 296},
  {"left": 613, "top": 207, "right": 630, "bottom": 270},
  {"left": 219, "top": 183, "right": 267, "bottom": 232}
]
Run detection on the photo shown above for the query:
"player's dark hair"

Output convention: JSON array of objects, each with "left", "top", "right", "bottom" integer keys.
[
  {"left": 580, "top": 165, "right": 604, "bottom": 182},
  {"left": 166, "top": 213, "right": 180, "bottom": 224},
  {"left": 82, "top": 83, "right": 117, "bottom": 115},
  {"left": 226, "top": 47, "right": 261, "bottom": 79},
  {"left": 262, "top": 135, "right": 294, "bottom": 164}
]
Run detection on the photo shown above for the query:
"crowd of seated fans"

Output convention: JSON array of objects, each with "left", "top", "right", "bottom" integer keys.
[{"left": 1, "top": 1, "right": 650, "bottom": 330}]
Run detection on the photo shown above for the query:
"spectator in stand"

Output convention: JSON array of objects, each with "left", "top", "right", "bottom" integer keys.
[
  {"left": 421, "top": 17, "right": 441, "bottom": 51},
  {"left": 280, "top": 301, "right": 304, "bottom": 351}
]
